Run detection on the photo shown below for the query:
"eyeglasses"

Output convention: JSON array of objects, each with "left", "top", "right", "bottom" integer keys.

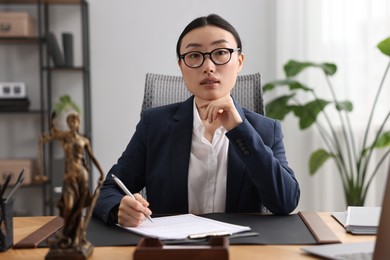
[{"left": 179, "top": 48, "right": 241, "bottom": 68}]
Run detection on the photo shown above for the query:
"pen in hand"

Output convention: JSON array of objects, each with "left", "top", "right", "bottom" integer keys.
[{"left": 111, "top": 174, "right": 153, "bottom": 223}]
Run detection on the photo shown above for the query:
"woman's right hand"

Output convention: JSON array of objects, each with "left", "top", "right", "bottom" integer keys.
[{"left": 117, "top": 193, "right": 152, "bottom": 227}]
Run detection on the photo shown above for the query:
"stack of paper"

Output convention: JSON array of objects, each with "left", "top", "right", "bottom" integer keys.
[
  {"left": 345, "top": 206, "right": 381, "bottom": 234},
  {"left": 119, "top": 214, "right": 251, "bottom": 240}
]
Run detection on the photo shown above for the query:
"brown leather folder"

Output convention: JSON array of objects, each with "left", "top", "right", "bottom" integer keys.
[
  {"left": 299, "top": 211, "right": 340, "bottom": 244},
  {"left": 13, "top": 216, "right": 63, "bottom": 249}
]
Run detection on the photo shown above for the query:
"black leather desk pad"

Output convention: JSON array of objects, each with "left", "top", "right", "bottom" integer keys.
[
  {"left": 39, "top": 213, "right": 317, "bottom": 247},
  {"left": 205, "top": 213, "right": 316, "bottom": 245}
]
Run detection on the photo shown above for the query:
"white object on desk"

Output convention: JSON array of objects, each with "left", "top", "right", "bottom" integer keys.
[
  {"left": 301, "top": 241, "right": 375, "bottom": 260},
  {"left": 118, "top": 213, "right": 251, "bottom": 240},
  {"left": 345, "top": 206, "right": 381, "bottom": 235}
]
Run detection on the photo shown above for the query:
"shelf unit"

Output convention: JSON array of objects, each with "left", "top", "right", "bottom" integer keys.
[{"left": 0, "top": 0, "right": 91, "bottom": 215}]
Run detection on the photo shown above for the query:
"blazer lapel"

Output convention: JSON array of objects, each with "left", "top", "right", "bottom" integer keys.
[{"left": 169, "top": 96, "right": 194, "bottom": 213}]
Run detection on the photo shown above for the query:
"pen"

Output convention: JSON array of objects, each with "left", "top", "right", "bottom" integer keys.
[
  {"left": 0, "top": 173, "right": 12, "bottom": 200},
  {"left": 188, "top": 231, "right": 231, "bottom": 239},
  {"left": 111, "top": 174, "right": 153, "bottom": 223},
  {"left": 6, "top": 169, "right": 25, "bottom": 203}
]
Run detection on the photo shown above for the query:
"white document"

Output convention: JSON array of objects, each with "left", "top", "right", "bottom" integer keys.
[{"left": 119, "top": 214, "right": 251, "bottom": 240}]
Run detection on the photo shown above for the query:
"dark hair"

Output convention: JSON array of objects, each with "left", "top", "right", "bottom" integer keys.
[{"left": 176, "top": 14, "right": 242, "bottom": 60}]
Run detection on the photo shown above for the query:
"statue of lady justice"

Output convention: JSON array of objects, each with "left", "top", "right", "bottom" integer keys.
[{"left": 40, "top": 111, "right": 104, "bottom": 259}]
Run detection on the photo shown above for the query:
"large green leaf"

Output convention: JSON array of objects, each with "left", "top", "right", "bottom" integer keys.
[
  {"left": 284, "top": 60, "right": 312, "bottom": 77},
  {"left": 265, "top": 94, "right": 294, "bottom": 120},
  {"left": 319, "top": 63, "right": 337, "bottom": 76},
  {"left": 291, "top": 99, "right": 331, "bottom": 129},
  {"left": 377, "top": 37, "right": 390, "bottom": 57},
  {"left": 284, "top": 60, "right": 337, "bottom": 77},
  {"left": 309, "top": 149, "right": 333, "bottom": 175},
  {"left": 335, "top": 100, "right": 353, "bottom": 112},
  {"left": 373, "top": 131, "right": 390, "bottom": 148},
  {"left": 262, "top": 79, "right": 312, "bottom": 93},
  {"left": 362, "top": 131, "right": 390, "bottom": 156}
]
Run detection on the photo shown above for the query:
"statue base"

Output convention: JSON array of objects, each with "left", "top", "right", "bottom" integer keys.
[{"left": 45, "top": 241, "right": 94, "bottom": 260}]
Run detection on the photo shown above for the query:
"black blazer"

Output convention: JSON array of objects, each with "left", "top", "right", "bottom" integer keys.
[{"left": 94, "top": 96, "right": 300, "bottom": 223}]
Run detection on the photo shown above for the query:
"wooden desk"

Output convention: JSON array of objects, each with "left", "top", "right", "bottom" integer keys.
[{"left": 3, "top": 213, "right": 375, "bottom": 260}]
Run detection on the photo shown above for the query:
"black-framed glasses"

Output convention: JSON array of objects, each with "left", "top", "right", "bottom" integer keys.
[{"left": 179, "top": 48, "right": 241, "bottom": 68}]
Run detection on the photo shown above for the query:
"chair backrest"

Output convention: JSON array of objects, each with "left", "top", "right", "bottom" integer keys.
[{"left": 141, "top": 73, "right": 263, "bottom": 115}]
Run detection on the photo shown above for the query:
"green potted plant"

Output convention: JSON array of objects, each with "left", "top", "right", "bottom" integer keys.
[
  {"left": 54, "top": 95, "right": 80, "bottom": 115},
  {"left": 52, "top": 95, "right": 81, "bottom": 131},
  {"left": 263, "top": 37, "right": 390, "bottom": 206}
]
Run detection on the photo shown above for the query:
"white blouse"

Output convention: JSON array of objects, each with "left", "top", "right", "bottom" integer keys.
[{"left": 187, "top": 100, "right": 229, "bottom": 214}]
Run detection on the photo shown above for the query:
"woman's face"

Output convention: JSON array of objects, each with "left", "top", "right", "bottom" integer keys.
[{"left": 178, "top": 25, "right": 244, "bottom": 104}]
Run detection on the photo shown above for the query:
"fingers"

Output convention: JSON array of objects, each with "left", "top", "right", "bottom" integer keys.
[
  {"left": 134, "top": 193, "right": 149, "bottom": 207},
  {"left": 200, "top": 97, "right": 235, "bottom": 123},
  {"left": 206, "top": 105, "right": 222, "bottom": 123},
  {"left": 198, "top": 97, "right": 242, "bottom": 130},
  {"left": 199, "top": 101, "right": 227, "bottom": 123},
  {"left": 117, "top": 194, "right": 152, "bottom": 227}
]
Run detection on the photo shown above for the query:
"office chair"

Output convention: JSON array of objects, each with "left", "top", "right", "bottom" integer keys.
[{"left": 141, "top": 72, "right": 264, "bottom": 115}]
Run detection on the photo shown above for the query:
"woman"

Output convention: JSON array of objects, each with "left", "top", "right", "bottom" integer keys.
[{"left": 94, "top": 14, "right": 300, "bottom": 227}]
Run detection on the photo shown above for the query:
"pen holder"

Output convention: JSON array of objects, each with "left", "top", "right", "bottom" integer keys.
[{"left": 0, "top": 199, "right": 13, "bottom": 252}]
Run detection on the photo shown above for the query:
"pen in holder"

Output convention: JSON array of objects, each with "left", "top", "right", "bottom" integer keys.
[{"left": 0, "top": 199, "right": 14, "bottom": 252}]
